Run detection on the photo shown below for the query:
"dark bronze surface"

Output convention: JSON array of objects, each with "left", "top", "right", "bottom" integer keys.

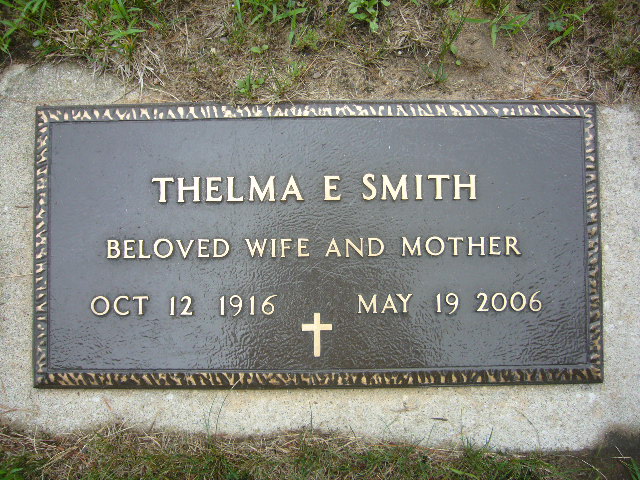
[{"left": 33, "top": 102, "right": 602, "bottom": 388}]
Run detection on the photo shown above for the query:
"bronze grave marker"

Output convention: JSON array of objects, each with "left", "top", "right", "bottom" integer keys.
[{"left": 33, "top": 101, "right": 602, "bottom": 388}]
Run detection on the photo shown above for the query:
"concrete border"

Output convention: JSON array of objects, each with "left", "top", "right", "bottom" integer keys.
[{"left": 1, "top": 63, "right": 638, "bottom": 451}]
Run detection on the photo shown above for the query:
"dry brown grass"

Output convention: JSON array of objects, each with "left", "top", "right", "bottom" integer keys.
[
  {"left": 1, "top": 422, "right": 635, "bottom": 479},
  {"left": 1, "top": 0, "right": 638, "bottom": 104}
]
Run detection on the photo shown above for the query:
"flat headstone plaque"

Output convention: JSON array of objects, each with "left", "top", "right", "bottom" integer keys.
[{"left": 33, "top": 101, "right": 602, "bottom": 388}]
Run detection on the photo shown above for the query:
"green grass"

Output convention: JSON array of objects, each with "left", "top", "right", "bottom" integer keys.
[
  {"left": 1, "top": 0, "right": 168, "bottom": 73},
  {"left": 348, "top": 0, "right": 390, "bottom": 33},
  {"left": 544, "top": 2, "right": 592, "bottom": 46},
  {"left": 233, "top": 0, "right": 309, "bottom": 43},
  {"left": 0, "top": 0, "right": 638, "bottom": 101},
  {"left": 235, "top": 71, "right": 265, "bottom": 98},
  {"left": 0, "top": 424, "right": 633, "bottom": 480},
  {"left": 483, "top": 5, "right": 532, "bottom": 47},
  {"left": 626, "top": 458, "right": 640, "bottom": 480},
  {"left": 0, "top": 0, "right": 51, "bottom": 54}
]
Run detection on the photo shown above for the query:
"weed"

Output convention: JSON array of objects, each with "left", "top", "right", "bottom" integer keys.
[
  {"left": 250, "top": 43, "right": 269, "bottom": 54},
  {"left": 347, "top": 0, "right": 390, "bottom": 33},
  {"left": 626, "top": 458, "right": 640, "bottom": 480},
  {"left": 287, "top": 59, "right": 306, "bottom": 78},
  {"left": 606, "top": 39, "right": 640, "bottom": 70},
  {"left": 426, "top": 5, "right": 473, "bottom": 82},
  {"left": 475, "top": 0, "right": 505, "bottom": 14},
  {"left": 229, "top": 20, "right": 248, "bottom": 46},
  {"left": 236, "top": 71, "right": 265, "bottom": 98},
  {"left": 430, "top": 0, "right": 454, "bottom": 6},
  {"left": 0, "top": 467, "right": 24, "bottom": 480},
  {"left": 423, "top": 62, "right": 447, "bottom": 83},
  {"left": 0, "top": 451, "right": 44, "bottom": 480},
  {"left": 270, "top": 59, "right": 306, "bottom": 98},
  {"left": 234, "top": 0, "right": 307, "bottom": 43},
  {"left": 110, "top": 0, "right": 139, "bottom": 23},
  {"left": 0, "top": 0, "right": 51, "bottom": 54},
  {"left": 597, "top": 0, "right": 621, "bottom": 24},
  {"left": 41, "top": 0, "right": 163, "bottom": 61},
  {"left": 543, "top": 0, "right": 584, "bottom": 10},
  {"left": 106, "top": 0, "right": 153, "bottom": 56},
  {"left": 356, "top": 42, "right": 386, "bottom": 67},
  {"left": 324, "top": 13, "right": 348, "bottom": 37},
  {"left": 466, "top": 5, "right": 532, "bottom": 47},
  {"left": 292, "top": 24, "right": 319, "bottom": 51},
  {"left": 545, "top": 3, "right": 593, "bottom": 46},
  {"left": 488, "top": 5, "right": 532, "bottom": 47}
]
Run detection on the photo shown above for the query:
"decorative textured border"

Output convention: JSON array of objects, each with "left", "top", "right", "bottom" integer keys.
[{"left": 33, "top": 101, "right": 602, "bottom": 388}]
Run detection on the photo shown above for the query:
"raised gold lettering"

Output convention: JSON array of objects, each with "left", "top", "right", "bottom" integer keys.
[
  {"left": 453, "top": 174, "right": 477, "bottom": 200},
  {"left": 107, "top": 239, "right": 120, "bottom": 259},
  {"left": 467, "top": 236, "right": 486, "bottom": 256},
  {"left": 138, "top": 239, "right": 151, "bottom": 259},
  {"left": 381, "top": 295, "right": 398, "bottom": 313},
  {"left": 206, "top": 177, "right": 223, "bottom": 202},
  {"left": 325, "top": 238, "right": 341, "bottom": 257},
  {"left": 151, "top": 177, "right": 174, "bottom": 203},
  {"left": 401, "top": 236, "right": 421, "bottom": 257},
  {"left": 506, "top": 236, "right": 521, "bottom": 256},
  {"left": 361, "top": 173, "right": 376, "bottom": 200},
  {"left": 298, "top": 238, "right": 309, "bottom": 257},
  {"left": 132, "top": 295, "right": 149, "bottom": 315},
  {"left": 123, "top": 240, "right": 136, "bottom": 259},
  {"left": 154, "top": 238, "right": 174, "bottom": 258},
  {"left": 249, "top": 176, "right": 275, "bottom": 202},
  {"left": 281, "top": 175, "right": 304, "bottom": 201},
  {"left": 357, "top": 294, "right": 377, "bottom": 313},
  {"left": 227, "top": 176, "right": 244, "bottom": 202},
  {"left": 396, "top": 293, "right": 413, "bottom": 313},
  {"left": 90, "top": 296, "right": 109, "bottom": 316},
  {"left": 489, "top": 236, "right": 501, "bottom": 255},
  {"left": 113, "top": 295, "right": 130, "bottom": 316},
  {"left": 415, "top": 175, "right": 423, "bottom": 200},
  {"left": 448, "top": 236, "right": 463, "bottom": 256},
  {"left": 197, "top": 239, "right": 210, "bottom": 258},
  {"left": 324, "top": 175, "right": 341, "bottom": 201},
  {"left": 176, "top": 239, "right": 195, "bottom": 258},
  {"left": 177, "top": 177, "right": 200, "bottom": 203},
  {"left": 427, "top": 175, "right": 450, "bottom": 200},
  {"left": 425, "top": 236, "right": 445, "bottom": 256},
  {"left": 381, "top": 175, "right": 408, "bottom": 200}
]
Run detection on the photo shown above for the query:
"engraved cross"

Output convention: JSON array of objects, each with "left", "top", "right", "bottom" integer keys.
[{"left": 301, "top": 313, "right": 333, "bottom": 357}]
